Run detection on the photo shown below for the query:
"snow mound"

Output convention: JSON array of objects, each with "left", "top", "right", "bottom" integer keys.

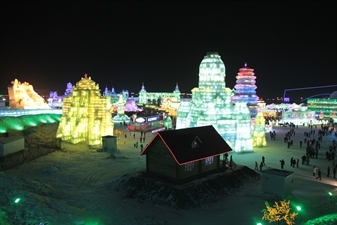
[
  {"left": 23, "top": 123, "right": 61, "bottom": 149},
  {"left": 303, "top": 213, "right": 337, "bottom": 225},
  {"left": 42, "top": 164, "right": 60, "bottom": 173},
  {"left": 0, "top": 172, "right": 63, "bottom": 224},
  {"left": 0, "top": 172, "right": 93, "bottom": 225},
  {"left": 107, "top": 166, "right": 260, "bottom": 209}
]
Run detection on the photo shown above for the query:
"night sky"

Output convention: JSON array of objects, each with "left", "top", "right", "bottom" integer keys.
[{"left": 1, "top": 1, "right": 336, "bottom": 100}]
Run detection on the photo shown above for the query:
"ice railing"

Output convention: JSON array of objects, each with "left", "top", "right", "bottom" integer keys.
[{"left": 0, "top": 109, "right": 62, "bottom": 117}]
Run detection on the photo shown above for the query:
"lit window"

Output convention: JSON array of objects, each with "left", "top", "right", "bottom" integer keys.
[
  {"left": 205, "top": 156, "right": 214, "bottom": 165},
  {"left": 184, "top": 162, "right": 195, "bottom": 171}
]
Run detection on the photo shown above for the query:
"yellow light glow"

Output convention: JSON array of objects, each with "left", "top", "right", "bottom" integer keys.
[{"left": 56, "top": 74, "right": 114, "bottom": 145}]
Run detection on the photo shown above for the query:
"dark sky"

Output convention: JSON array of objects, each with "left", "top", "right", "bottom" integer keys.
[{"left": 1, "top": 1, "right": 336, "bottom": 99}]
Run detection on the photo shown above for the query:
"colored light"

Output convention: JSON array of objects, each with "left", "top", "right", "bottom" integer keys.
[
  {"left": 232, "top": 64, "right": 259, "bottom": 117},
  {"left": 328, "top": 192, "right": 332, "bottom": 196},
  {"left": 296, "top": 206, "right": 301, "bottom": 211},
  {"left": 14, "top": 198, "right": 21, "bottom": 204},
  {"left": 257, "top": 223, "right": 262, "bottom": 225}
]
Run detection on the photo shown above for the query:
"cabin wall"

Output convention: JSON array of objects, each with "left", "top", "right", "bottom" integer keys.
[
  {"left": 176, "top": 161, "right": 200, "bottom": 180},
  {"left": 200, "top": 155, "right": 220, "bottom": 173},
  {"left": 177, "top": 156, "right": 221, "bottom": 180},
  {"left": 146, "top": 139, "right": 177, "bottom": 179}
]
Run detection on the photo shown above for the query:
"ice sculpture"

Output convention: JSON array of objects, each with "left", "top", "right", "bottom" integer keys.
[
  {"left": 112, "top": 94, "right": 130, "bottom": 123},
  {"left": 232, "top": 63, "right": 259, "bottom": 117},
  {"left": 138, "top": 82, "right": 181, "bottom": 105},
  {"left": 103, "top": 86, "right": 119, "bottom": 104},
  {"left": 8, "top": 79, "right": 51, "bottom": 110},
  {"left": 164, "top": 116, "right": 173, "bottom": 130},
  {"left": 124, "top": 99, "right": 140, "bottom": 112},
  {"left": 56, "top": 74, "right": 114, "bottom": 145},
  {"left": 138, "top": 83, "right": 147, "bottom": 104},
  {"left": 64, "top": 82, "right": 73, "bottom": 96},
  {"left": 176, "top": 52, "right": 253, "bottom": 152},
  {"left": 233, "top": 102, "right": 253, "bottom": 152},
  {"left": 252, "top": 112, "right": 267, "bottom": 147}
]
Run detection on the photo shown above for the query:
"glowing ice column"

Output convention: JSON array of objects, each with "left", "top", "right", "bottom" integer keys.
[
  {"left": 233, "top": 102, "right": 253, "bottom": 153},
  {"left": 252, "top": 112, "right": 267, "bottom": 147}
]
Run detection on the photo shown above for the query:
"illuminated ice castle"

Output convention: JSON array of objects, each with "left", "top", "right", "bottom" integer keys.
[
  {"left": 232, "top": 63, "right": 259, "bottom": 117},
  {"left": 176, "top": 52, "right": 253, "bottom": 153},
  {"left": 138, "top": 83, "right": 181, "bottom": 105},
  {"left": 56, "top": 74, "right": 114, "bottom": 145}
]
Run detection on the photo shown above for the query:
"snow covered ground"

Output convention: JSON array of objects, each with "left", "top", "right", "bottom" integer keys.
[{"left": 1, "top": 123, "right": 337, "bottom": 225}]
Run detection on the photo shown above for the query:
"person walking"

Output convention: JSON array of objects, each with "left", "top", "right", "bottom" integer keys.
[
  {"left": 254, "top": 161, "right": 258, "bottom": 170},
  {"left": 280, "top": 159, "right": 285, "bottom": 169},
  {"left": 259, "top": 162, "right": 263, "bottom": 171},
  {"left": 306, "top": 157, "right": 310, "bottom": 166},
  {"left": 327, "top": 166, "right": 330, "bottom": 177},
  {"left": 262, "top": 156, "right": 265, "bottom": 166},
  {"left": 229, "top": 155, "right": 233, "bottom": 169},
  {"left": 316, "top": 168, "right": 321, "bottom": 180},
  {"left": 296, "top": 158, "right": 299, "bottom": 167},
  {"left": 313, "top": 166, "right": 317, "bottom": 176}
]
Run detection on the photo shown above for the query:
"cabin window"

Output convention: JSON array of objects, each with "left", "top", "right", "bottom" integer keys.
[
  {"left": 184, "top": 162, "right": 195, "bottom": 171},
  {"left": 205, "top": 156, "right": 214, "bottom": 166},
  {"left": 191, "top": 141, "right": 199, "bottom": 148}
]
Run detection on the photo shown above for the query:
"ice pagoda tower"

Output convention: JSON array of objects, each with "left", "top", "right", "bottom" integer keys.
[
  {"left": 56, "top": 74, "right": 114, "bottom": 145},
  {"left": 232, "top": 63, "right": 259, "bottom": 117},
  {"left": 176, "top": 52, "right": 252, "bottom": 152}
]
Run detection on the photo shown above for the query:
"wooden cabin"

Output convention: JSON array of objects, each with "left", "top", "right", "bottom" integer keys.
[{"left": 140, "top": 125, "right": 232, "bottom": 183}]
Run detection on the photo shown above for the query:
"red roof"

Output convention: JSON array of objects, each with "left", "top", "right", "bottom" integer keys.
[{"left": 140, "top": 125, "right": 232, "bottom": 165}]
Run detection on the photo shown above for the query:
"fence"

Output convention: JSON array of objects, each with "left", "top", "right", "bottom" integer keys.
[{"left": 0, "top": 142, "right": 61, "bottom": 171}]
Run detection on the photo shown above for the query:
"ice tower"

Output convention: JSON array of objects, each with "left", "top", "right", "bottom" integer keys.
[
  {"left": 173, "top": 83, "right": 181, "bottom": 101},
  {"left": 176, "top": 52, "right": 253, "bottom": 152},
  {"left": 252, "top": 112, "right": 267, "bottom": 147},
  {"left": 232, "top": 63, "right": 259, "bottom": 117},
  {"left": 138, "top": 83, "right": 147, "bottom": 104},
  {"left": 233, "top": 102, "right": 253, "bottom": 152}
]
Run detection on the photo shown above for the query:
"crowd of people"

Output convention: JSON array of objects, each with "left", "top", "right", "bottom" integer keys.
[
  {"left": 256, "top": 122, "right": 337, "bottom": 182},
  {"left": 284, "top": 123, "right": 337, "bottom": 181}
]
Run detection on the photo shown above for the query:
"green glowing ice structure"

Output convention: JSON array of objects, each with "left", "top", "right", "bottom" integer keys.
[
  {"left": 176, "top": 52, "right": 253, "bottom": 152},
  {"left": 233, "top": 102, "right": 253, "bottom": 152}
]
